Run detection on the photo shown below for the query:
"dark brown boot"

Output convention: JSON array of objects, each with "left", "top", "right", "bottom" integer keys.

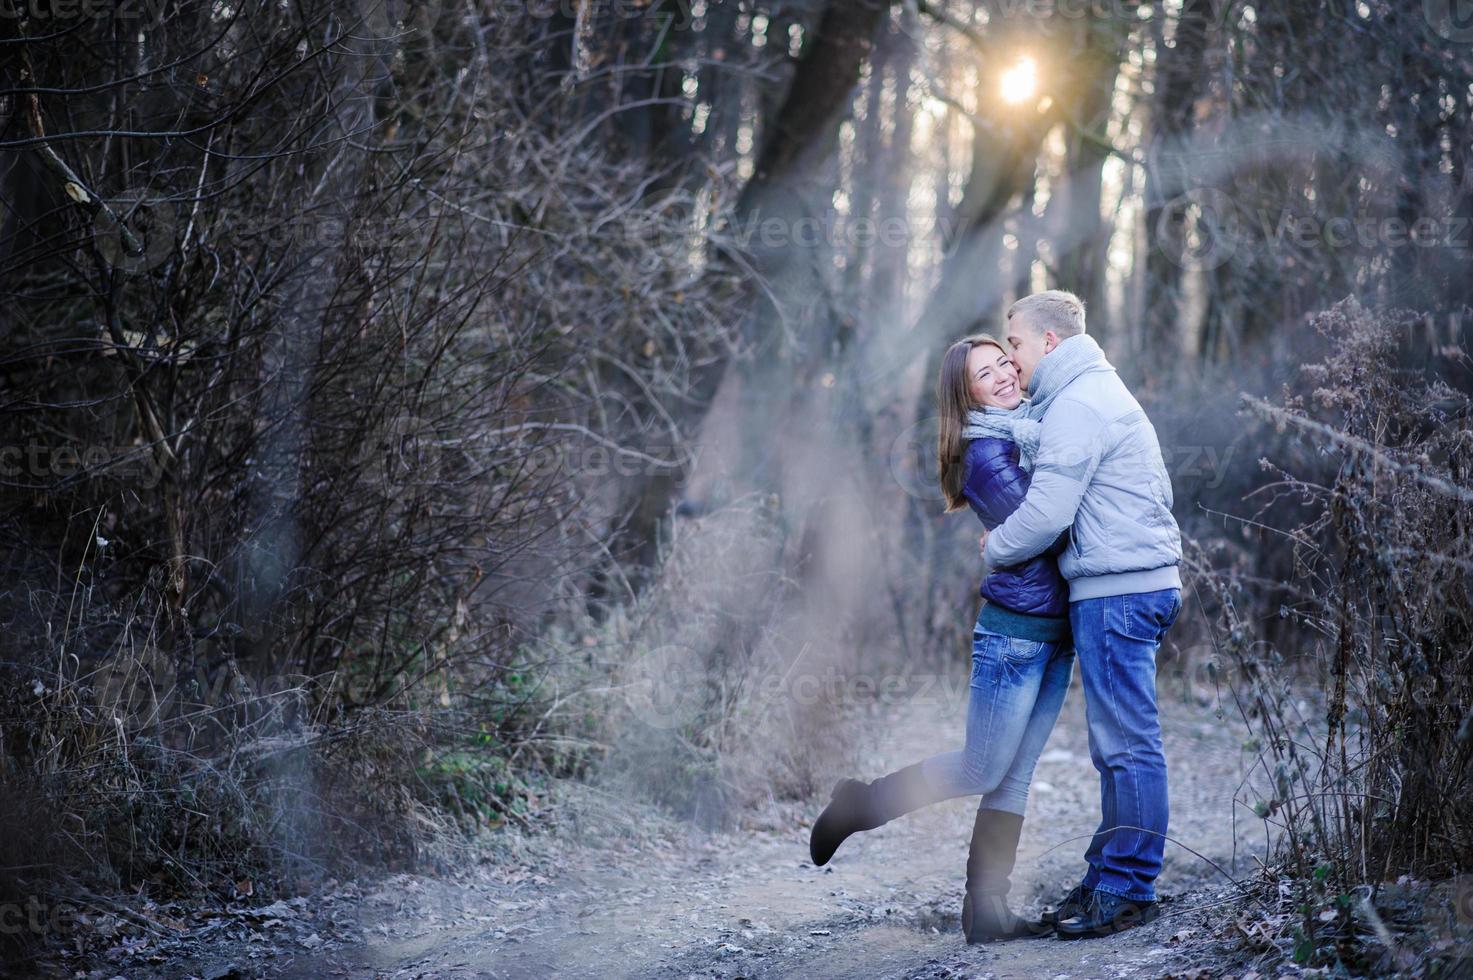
[
  {"left": 808, "top": 764, "right": 934, "bottom": 867},
  {"left": 961, "top": 807, "right": 1051, "bottom": 942}
]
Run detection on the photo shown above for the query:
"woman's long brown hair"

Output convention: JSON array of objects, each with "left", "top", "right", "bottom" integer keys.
[{"left": 937, "top": 333, "right": 1008, "bottom": 512}]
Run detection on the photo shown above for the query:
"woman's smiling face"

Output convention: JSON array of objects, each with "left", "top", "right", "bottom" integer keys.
[{"left": 965, "top": 342, "right": 1022, "bottom": 410}]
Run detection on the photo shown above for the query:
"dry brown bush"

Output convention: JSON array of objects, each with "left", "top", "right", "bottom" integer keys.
[
  {"left": 0, "top": 2, "right": 742, "bottom": 961},
  {"left": 1194, "top": 299, "right": 1473, "bottom": 971}
]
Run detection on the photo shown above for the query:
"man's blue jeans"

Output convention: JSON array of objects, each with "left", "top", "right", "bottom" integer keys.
[
  {"left": 916, "top": 610, "right": 1075, "bottom": 817},
  {"left": 1069, "top": 588, "right": 1182, "bottom": 903}
]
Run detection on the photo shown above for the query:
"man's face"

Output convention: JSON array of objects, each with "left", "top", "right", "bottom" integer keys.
[{"left": 1005, "top": 316, "right": 1056, "bottom": 392}]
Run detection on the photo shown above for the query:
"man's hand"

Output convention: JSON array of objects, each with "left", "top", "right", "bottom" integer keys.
[{"left": 978, "top": 527, "right": 990, "bottom": 561}]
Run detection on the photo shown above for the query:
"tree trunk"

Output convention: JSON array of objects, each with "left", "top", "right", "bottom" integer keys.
[
  {"left": 606, "top": 0, "right": 892, "bottom": 595},
  {"left": 1140, "top": 0, "right": 1211, "bottom": 376}
]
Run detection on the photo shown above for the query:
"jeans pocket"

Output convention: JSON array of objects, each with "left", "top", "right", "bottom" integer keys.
[
  {"left": 1002, "top": 635, "right": 1048, "bottom": 663},
  {"left": 1115, "top": 590, "right": 1180, "bottom": 643}
]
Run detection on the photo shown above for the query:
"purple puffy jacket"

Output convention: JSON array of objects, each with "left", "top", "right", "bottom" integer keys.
[{"left": 962, "top": 437, "right": 1069, "bottom": 617}]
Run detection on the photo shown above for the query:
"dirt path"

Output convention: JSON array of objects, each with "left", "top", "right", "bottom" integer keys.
[
  {"left": 118, "top": 678, "right": 1269, "bottom": 980},
  {"left": 284, "top": 680, "right": 1268, "bottom": 979}
]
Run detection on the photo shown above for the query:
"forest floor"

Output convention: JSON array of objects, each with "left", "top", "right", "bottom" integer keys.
[{"left": 48, "top": 678, "right": 1282, "bottom": 980}]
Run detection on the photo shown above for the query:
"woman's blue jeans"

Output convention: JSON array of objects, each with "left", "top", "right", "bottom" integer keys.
[{"left": 913, "top": 611, "right": 1075, "bottom": 817}]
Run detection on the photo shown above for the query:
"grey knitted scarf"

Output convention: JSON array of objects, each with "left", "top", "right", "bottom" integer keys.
[{"left": 962, "top": 403, "right": 1043, "bottom": 471}]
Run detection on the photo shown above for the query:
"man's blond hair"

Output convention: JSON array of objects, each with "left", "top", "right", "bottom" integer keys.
[{"left": 1006, "top": 290, "right": 1086, "bottom": 338}]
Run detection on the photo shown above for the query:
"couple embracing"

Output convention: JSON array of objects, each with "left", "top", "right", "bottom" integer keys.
[{"left": 809, "top": 290, "right": 1183, "bottom": 943}]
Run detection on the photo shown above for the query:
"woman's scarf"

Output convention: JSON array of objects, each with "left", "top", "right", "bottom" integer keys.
[{"left": 962, "top": 404, "right": 1042, "bottom": 471}]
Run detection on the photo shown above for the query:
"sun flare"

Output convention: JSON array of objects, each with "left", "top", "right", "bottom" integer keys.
[{"left": 999, "top": 57, "right": 1038, "bottom": 105}]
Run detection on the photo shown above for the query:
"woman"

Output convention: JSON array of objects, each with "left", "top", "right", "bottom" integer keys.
[{"left": 808, "top": 333, "right": 1075, "bottom": 943}]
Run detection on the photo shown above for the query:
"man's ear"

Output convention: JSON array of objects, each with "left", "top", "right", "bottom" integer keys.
[{"left": 1043, "top": 329, "right": 1060, "bottom": 354}]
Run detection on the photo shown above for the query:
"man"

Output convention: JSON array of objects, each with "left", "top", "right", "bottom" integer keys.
[{"left": 977, "top": 290, "right": 1183, "bottom": 939}]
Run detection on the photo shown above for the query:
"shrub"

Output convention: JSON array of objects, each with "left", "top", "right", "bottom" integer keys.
[{"left": 1200, "top": 299, "right": 1473, "bottom": 970}]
